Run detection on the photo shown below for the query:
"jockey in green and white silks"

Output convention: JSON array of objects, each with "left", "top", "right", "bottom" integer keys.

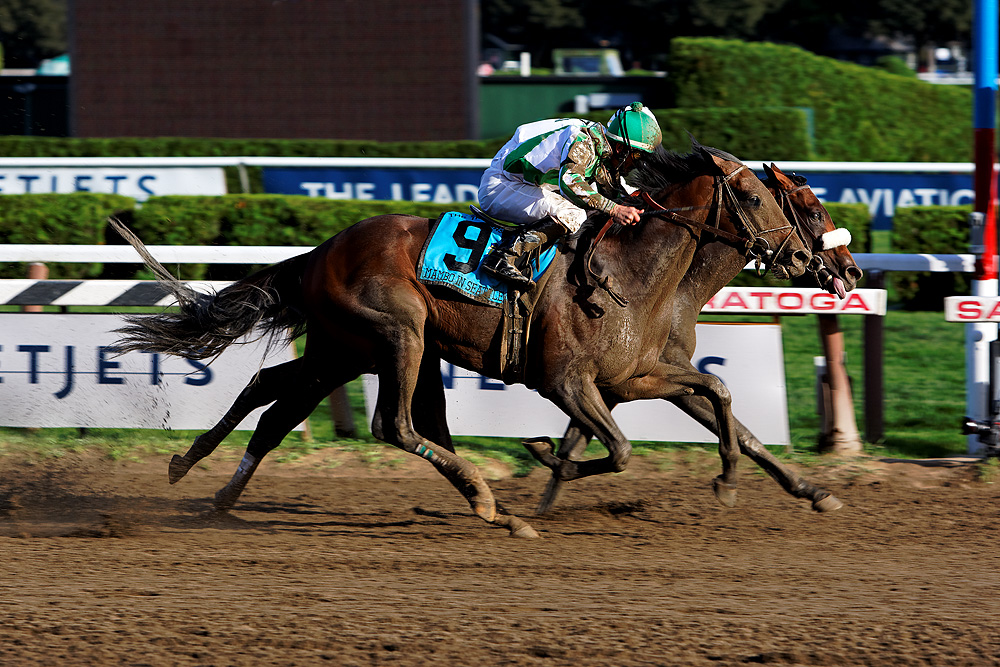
[{"left": 479, "top": 102, "right": 662, "bottom": 290}]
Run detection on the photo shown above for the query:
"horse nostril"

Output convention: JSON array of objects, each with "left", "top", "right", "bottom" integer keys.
[
  {"left": 793, "top": 250, "right": 811, "bottom": 264},
  {"left": 847, "top": 266, "right": 864, "bottom": 281}
]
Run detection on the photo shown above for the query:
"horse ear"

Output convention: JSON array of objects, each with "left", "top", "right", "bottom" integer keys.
[{"left": 761, "top": 163, "right": 776, "bottom": 182}]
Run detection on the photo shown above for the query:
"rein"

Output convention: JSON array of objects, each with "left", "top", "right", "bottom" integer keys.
[
  {"left": 584, "top": 164, "right": 798, "bottom": 307},
  {"left": 638, "top": 165, "right": 796, "bottom": 275}
]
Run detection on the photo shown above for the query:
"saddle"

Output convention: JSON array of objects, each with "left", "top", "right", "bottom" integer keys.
[{"left": 416, "top": 209, "right": 561, "bottom": 382}]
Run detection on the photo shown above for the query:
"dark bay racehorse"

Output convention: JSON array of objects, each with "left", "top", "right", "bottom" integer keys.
[
  {"left": 533, "top": 162, "right": 862, "bottom": 513},
  {"left": 112, "top": 142, "right": 813, "bottom": 537}
]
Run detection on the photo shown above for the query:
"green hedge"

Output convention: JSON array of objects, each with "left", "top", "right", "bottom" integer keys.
[
  {"left": 668, "top": 38, "right": 971, "bottom": 162},
  {"left": 0, "top": 136, "right": 507, "bottom": 159},
  {"left": 0, "top": 193, "right": 135, "bottom": 279},
  {"left": 587, "top": 106, "right": 814, "bottom": 160},
  {"left": 132, "top": 196, "right": 460, "bottom": 279},
  {"left": 890, "top": 205, "right": 971, "bottom": 309}
]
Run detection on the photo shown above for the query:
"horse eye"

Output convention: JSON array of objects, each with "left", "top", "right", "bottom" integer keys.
[
  {"left": 748, "top": 195, "right": 761, "bottom": 207},
  {"left": 810, "top": 210, "right": 823, "bottom": 221}
]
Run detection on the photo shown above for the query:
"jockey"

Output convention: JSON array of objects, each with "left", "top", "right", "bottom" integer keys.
[{"left": 478, "top": 101, "right": 662, "bottom": 290}]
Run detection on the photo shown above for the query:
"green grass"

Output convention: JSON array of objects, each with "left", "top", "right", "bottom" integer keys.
[{"left": 0, "top": 310, "right": 972, "bottom": 469}]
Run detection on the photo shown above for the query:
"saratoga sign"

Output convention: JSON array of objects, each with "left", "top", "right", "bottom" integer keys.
[
  {"left": 702, "top": 287, "right": 887, "bottom": 315},
  {"left": 944, "top": 296, "right": 1000, "bottom": 322}
]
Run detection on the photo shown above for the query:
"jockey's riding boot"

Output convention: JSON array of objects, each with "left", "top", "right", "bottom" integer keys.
[{"left": 481, "top": 217, "right": 567, "bottom": 291}]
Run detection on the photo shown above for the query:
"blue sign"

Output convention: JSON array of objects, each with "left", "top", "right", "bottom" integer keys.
[
  {"left": 263, "top": 167, "right": 483, "bottom": 204},
  {"left": 777, "top": 171, "right": 974, "bottom": 231},
  {"left": 263, "top": 166, "right": 976, "bottom": 231}
]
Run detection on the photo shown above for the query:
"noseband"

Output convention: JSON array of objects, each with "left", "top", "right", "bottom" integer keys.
[
  {"left": 639, "top": 164, "right": 797, "bottom": 276},
  {"left": 773, "top": 183, "right": 851, "bottom": 281}
]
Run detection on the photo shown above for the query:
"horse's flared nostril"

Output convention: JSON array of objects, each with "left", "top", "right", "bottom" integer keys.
[
  {"left": 793, "top": 250, "right": 811, "bottom": 265},
  {"left": 847, "top": 266, "right": 864, "bottom": 281}
]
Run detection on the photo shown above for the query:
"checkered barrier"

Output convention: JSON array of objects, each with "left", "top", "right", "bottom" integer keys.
[{"left": 0, "top": 280, "right": 232, "bottom": 307}]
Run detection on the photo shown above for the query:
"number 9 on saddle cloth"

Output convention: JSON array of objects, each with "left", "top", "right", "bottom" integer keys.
[{"left": 417, "top": 211, "right": 559, "bottom": 308}]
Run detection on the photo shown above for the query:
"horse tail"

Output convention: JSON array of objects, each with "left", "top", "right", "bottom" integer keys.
[{"left": 109, "top": 217, "right": 310, "bottom": 360}]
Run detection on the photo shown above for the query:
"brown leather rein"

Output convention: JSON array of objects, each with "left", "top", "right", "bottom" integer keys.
[{"left": 584, "top": 165, "right": 798, "bottom": 307}]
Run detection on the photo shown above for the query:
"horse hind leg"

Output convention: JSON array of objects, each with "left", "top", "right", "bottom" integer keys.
[
  {"left": 410, "top": 354, "right": 538, "bottom": 537},
  {"left": 169, "top": 359, "right": 305, "bottom": 484},
  {"left": 369, "top": 309, "right": 537, "bottom": 537},
  {"left": 213, "top": 359, "right": 358, "bottom": 511}
]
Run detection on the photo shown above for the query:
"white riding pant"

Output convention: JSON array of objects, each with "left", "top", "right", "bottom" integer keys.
[{"left": 478, "top": 165, "right": 587, "bottom": 233}]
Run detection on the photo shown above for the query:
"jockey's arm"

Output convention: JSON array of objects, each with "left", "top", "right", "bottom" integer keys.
[{"left": 558, "top": 139, "right": 641, "bottom": 225}]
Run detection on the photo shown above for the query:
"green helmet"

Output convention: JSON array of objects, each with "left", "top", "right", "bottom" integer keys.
[{"left": 606, "top": 102, "right": 662, "bottom": 153}]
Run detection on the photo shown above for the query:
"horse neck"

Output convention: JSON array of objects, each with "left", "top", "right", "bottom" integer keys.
[
  {"left": 644, "top": 175, "right": 748, "bottom": 308},
  {"left": 679, "top": 235, "right": 750, "bottom": 307}
]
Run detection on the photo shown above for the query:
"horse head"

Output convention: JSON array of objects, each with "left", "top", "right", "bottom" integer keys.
[
  {"left": 762, "top": 163, "right": 864, "bottom": 298},
  {"left": 630, "top": 142, "right": 813, "bottom": 281}
]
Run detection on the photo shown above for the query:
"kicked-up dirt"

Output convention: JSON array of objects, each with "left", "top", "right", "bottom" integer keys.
[{"left": 1, "top": 446, "right": 998, "bottom": 666}]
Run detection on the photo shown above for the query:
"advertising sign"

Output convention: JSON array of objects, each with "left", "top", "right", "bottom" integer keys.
[
  {"left": 945, "top": 296, "right": 1000, "bottom": 322},
  {"left": 0, "top": 167, "right": 227, "bottom": 201},
  {"left": 703, "top": 287, "right": 887, "bottom": 315},
  {"left": 792, "top": 171, "right": 973, "bottom": 231},
  {"left": 263, "top": 166, "right": 482, "bottom": 204},
  {"left": 261, "top": 163, "right": 972, "bottom": 231},
  {"left": 362, "top": 323, "right": 790, "bottom": 445},
  {"left": 0, "top": 314, "right": 297, "bottom": 429}
]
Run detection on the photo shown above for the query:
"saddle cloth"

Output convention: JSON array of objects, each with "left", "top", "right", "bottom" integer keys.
[{"left": 417, "top": 211, "right": 558, "bottom": 307}]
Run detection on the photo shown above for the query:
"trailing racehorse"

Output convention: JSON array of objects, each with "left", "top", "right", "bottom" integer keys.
[
  {"left": 112, "top": 141, "right": 814, "bottom": 537},
  {"left": 533, "top": 162, "right": 861, "bottom": 513}
]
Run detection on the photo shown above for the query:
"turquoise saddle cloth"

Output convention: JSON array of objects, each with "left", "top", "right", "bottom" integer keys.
[{"left": 417, "top": 211, "right": 558, "bottom": 307}]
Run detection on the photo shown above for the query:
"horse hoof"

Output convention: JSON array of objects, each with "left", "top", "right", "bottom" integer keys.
[
  {"left": 812, "top": 494, "right": 843, "bottom": 513},
  {"left": 522, "top": 437, "right": 559, "bottom": 469},
  {"left": 712, "top": 477, "right": 738, "bottom": 508},
  {"left": 470, "top": 499, "right": 497, "bottom": 523},
  {"left": 168, "top": 455, "right": 194, "bottom": 484},
  {"left": 510, "top": 523, "right": 541, "bottom": 538},
  {"left": 213, "top": 487, "right": 238, "bottom": 512}
]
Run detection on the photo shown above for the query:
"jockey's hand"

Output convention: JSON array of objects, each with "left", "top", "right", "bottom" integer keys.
[{"left": 611, "top": 204, "right": 642, "bottom": 225}]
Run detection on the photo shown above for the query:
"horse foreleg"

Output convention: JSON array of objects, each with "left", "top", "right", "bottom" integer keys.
[
  {"left": 591, "top": 364, "right": 742, "bottom": 507},
  {"left": 671, "top": 393, "right": 843, "bottom": 512},
  {"left": 527, "top": 380, "right": 632, "bottom": 482},
  {"left": 169, "top": 359, "right": 305, "bottom": 484},
  {"left": 536, "top": 419, "right": 596, "bottom": 515}
]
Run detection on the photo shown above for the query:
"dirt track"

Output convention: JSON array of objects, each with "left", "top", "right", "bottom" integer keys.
[{"left": 1, "top": 448, "right": 999, "bottom": 666}]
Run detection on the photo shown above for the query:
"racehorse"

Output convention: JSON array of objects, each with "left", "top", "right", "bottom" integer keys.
[
  {"left": 532, "top": 162, "right": 861, "bottom": 513},
  {"left": 111, "top": 141, "right": 813, "bottom": 537}
]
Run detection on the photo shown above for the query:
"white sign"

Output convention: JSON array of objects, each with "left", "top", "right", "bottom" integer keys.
[
  {"left": 944, "top": 296, "right": 1000, "bottom": 322},
  {"left": 363, "top": 323, "right": 790, "bottom": 445},
  {"left": 703, "top": 287, "right": 887, "bottom": 315},
  {"left": 0, "top": 314, "right": 298, "bottom": 429},
  {"left": 0, "top": 168, "right": 227, "bottom": 201}
]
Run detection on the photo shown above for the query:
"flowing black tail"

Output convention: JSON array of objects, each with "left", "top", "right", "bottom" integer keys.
[{"left": 109, "top": 217, "right": 311, "bottom": 360}]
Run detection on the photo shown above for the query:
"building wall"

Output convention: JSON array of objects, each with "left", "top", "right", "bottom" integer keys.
[{"left": 70, "top": 0, "right": 477, "bottom": 140}]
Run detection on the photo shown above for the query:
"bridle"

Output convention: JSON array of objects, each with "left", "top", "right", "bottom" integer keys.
[
  {"left": 584, "top": 163, "right": 799, "bottom": 307},
  {"left": 638, "top": 164, "right": 798, "bottom": 276},
  {"left": 771, "top": 181, "right": 844, "bottom": 281}
]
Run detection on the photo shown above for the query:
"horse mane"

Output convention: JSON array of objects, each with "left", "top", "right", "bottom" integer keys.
[{"left": 626, "top": 138, "right": 742, "bottom": 193}]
